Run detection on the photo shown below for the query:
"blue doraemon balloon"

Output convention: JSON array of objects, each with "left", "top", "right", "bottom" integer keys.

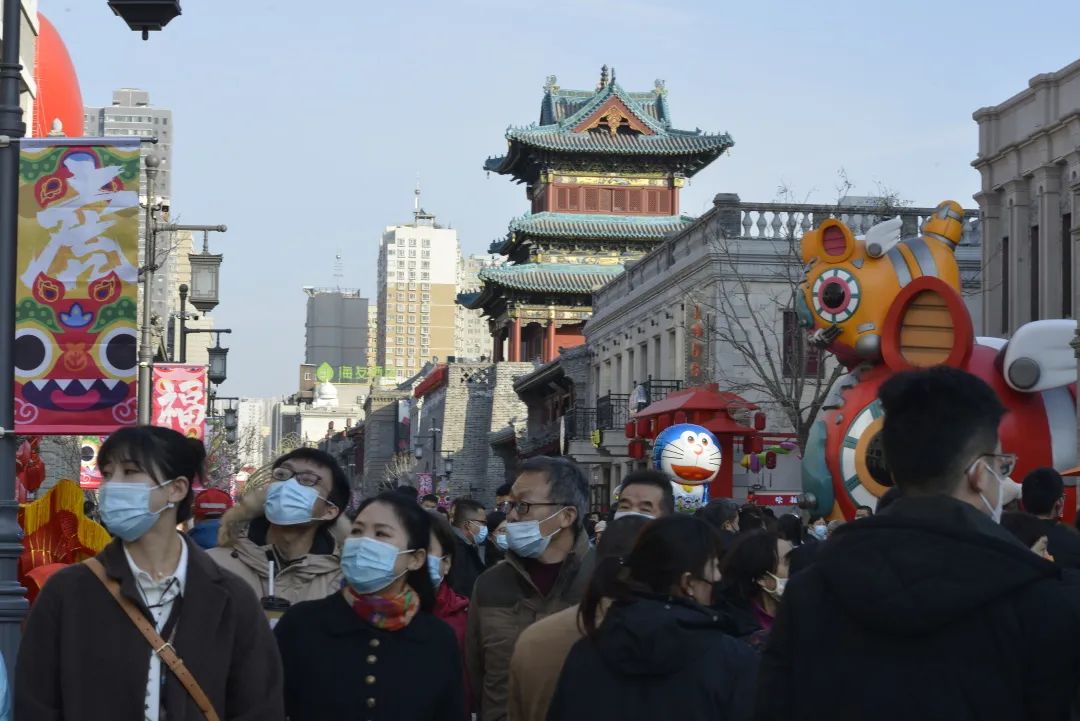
[{"left": 652, "top": 424, "right": 722, "bottom": 514}]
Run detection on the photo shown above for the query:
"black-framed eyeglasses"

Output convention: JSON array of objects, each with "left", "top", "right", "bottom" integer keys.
[
  {"left": 271, "top": 466, "right": 323, "bottom": 487},
  {"left": 502, "top": 500, "right": 566, "bottom": 516}
]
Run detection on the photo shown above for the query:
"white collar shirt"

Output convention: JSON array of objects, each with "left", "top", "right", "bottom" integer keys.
[{"left": 123, "top": 536, "right": 189, "bottom": 721}]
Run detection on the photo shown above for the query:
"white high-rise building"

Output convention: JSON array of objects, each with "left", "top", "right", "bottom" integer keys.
[
  {"left": 376, "top": 196, "right": 459, "bottom": 380},
  {"left": 456, "top": 254, "right": 501, "bottom": 361}
]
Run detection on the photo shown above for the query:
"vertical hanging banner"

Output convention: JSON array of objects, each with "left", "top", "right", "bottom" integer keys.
[
  {"left": 15, "top": 138, "right": 141, "bottom": 433},
  {"left": 152, "top": 364, "right": 209, "bottom": 440}
]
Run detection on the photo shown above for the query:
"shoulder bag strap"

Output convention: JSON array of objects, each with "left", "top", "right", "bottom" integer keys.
[{"left": 84, "top": 557, "right": 221, "bottom": 721}]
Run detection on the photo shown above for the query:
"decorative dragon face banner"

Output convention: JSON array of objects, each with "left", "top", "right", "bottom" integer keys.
[{"left": 15, "top": 139, "right": 141, "bottom": 433}]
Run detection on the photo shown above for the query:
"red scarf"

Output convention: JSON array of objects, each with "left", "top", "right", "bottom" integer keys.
[{"left": 344, "top": 585, "right": 419, "bottom": 631}]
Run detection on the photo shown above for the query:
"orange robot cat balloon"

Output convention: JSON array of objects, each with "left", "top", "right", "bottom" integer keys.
[{"left": 797, "top": 202, "right": 1079, "bottom": 520}]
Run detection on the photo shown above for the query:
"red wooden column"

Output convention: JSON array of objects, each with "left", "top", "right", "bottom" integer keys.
[
  {"left": 492, "top": 329, "right": 503, "bottom": 362},
  {"left": 509, "top": 318, "right": 522, "bottom": 362},
  {"left": 544, "top": 320, "right": 557, "bottom": 362},
  {"left": 708, "top": 435, "right": 735, "bottom": 499}
]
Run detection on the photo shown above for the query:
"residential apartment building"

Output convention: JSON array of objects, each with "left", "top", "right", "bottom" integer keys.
[
  {"left": 375, "top": 206, "right": 459, "bottom": 379},
  {"left": 455, "top": 254, "right": 500, "bottom": 361},
  {"left": 367, "top": 305, "right": 379, "bottom": 368},
  {"left": 972, "top": 58, "right": 1080, "bottom": 336}
]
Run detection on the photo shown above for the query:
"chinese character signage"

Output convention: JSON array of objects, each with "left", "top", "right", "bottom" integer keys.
[
  {"left": 14, "top": 139, "right": 141, "bottom": 433},
  {"left": 746, "top": 493, "right": 802, "bottom": 507},
  {"left": 79, "top": 435, "right": 105, "bottom": 490},
  {"left": 152, "top": 364, "right": 208, "bottom": 439},
  {"left": 684, "top": 302, "right": 711, "bottom": 387}
]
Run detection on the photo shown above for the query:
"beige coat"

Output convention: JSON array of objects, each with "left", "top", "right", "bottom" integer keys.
[
  {"left": 206, "top": 485, "right": 350, "bottom": 606},
  {"left": 507, "top": 600, "right": 609, "bottom": 721}
]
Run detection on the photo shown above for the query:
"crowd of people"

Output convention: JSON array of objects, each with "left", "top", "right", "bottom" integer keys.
[{"left": 13, "top": 364, "right": 1080, "bottom": 719}]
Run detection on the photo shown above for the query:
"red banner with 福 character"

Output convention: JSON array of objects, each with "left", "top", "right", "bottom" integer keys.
[{"left": 151, "top": 364, "right": 208, "bottom": 440}]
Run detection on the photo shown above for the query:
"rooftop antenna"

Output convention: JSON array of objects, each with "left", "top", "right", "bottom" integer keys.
[
  {"left": 333, "top": 250, "right": 344, "bottom": 290},
  {"left": 414, "top": 175, "right": 421, "bottom": 222}
]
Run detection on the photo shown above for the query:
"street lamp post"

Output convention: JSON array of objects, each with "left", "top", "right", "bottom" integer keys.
[
  {"left": 136, "top": 154, "right": 161, "bottom": 424},
  {"left": 178, "top": 282, "right": 188, "bottom": 363},
  {"left": 0, "top": 0, "right": 27, "bottom": 669}
]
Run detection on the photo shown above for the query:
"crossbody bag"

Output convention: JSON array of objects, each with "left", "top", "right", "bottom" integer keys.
[{"left": 84, "top": 557, "right": 221, "bottom": 721}]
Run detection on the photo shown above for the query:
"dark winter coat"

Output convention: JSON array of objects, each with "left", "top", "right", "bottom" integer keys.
[
  {"left": 15, "top": 536, "right": 284, "bottom": 721},
  {"left": 1040, "top": 518, "right": 1080, "bottom": 570},
  {"left": 274, "top": 591, "right": 464, "bottom": 721},
  {"left": 754, "top": 495, "right": 1080, "bottom": 721},
  {"left": 447, "top": 530, "right": 488, "bottom": 598},
  {"left": 546, "top": 595, "right": 758, "bottom": 721}
]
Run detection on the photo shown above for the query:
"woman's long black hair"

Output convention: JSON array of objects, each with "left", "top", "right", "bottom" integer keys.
[
  {"left": 579, "top": 514, "right": 722, "bottom": 638},
  {"left": 354, "top": 492, "right": 435, "bottom": 612},
  {"left": 717, "top": 529, "right": 780, "bottom": 606}
]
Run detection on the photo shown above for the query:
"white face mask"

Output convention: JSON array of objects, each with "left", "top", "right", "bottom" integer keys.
[
  {"left": 979, "top": 460, "right": 1006, "bottom": 524},
  {"left": 506, "top": 509, "right": 566, "bottom": 559},
  {"left": 762, "top": 572, "right": 787, "bottom": 600},
  {"left": 613, "top": 510, "right": 655, "bottom": 521}
]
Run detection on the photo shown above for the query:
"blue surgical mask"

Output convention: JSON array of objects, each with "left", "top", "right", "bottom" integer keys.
[
  {"left": 474, "top": 525, "right": 489, "bottom": 545},
  {"left": 495, "top": 533, "right": 508, "bottom": 550},
  {"left": 99, "top": 479, "right": 175, "bottom": 542},
  {"left": 506, "top": 509, "right": 565, "bottom": 559},
  {"left": 811, "top": 524, "right": 828, "bottom": 541},
  {"left": 427, "top": 554, "right": 445, "bottom": 588},
  {"left": 341, "top": 537, "right": 415, "bottom": 595},
  {"left": 265, "top": 479, "right": 325, "bottom": 526}
]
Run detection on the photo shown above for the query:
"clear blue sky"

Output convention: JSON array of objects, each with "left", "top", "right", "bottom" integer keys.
[{"left": 48, "top": 0, "right": 1080, "bottom": 397}]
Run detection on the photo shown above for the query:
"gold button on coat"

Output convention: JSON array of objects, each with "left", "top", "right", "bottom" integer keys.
[
  {"left": 367, "top": 698, "right": 376, "bottom": 708},
  {"left": 366, "top": 655, "right": 377, "bottom": 664},
  {"left": 369, "top": 638, "right": 380, "bottom": 648},
  {"left": 365, "top": 675, "right": 376, "bottom": 685}
]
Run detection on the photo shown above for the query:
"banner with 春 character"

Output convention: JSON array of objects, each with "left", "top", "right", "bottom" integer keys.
[
  {"left": 152, "top": 364, "right": 208, "bottom": 439},
  {"left": 15, "top": 139, "right": 141, "bottom": 433},
  {"left": 79, "top": 435, "right": 106, "bottom": 490}
]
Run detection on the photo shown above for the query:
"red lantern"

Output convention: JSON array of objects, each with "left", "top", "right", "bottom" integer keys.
[
  {"left": 636, "top": 418, "right": 651, "bottom": 438},
  {"left": 625, "top": 422, "right": 636, "bottom": 439},
  {"left": 750, "top": 435, "right": 764, "bottom": 454},
  {"left": 656, "top": 414, "right": 672, "bottom": 434},
  {"left": 754, "top": 412, "right": 767, "bottom": 431},
  {"left": 628, "top": 439, "right": 648, "bottom": 460},
  {"left": 765, "top": 451, "right": 777, "bottom": 470}
]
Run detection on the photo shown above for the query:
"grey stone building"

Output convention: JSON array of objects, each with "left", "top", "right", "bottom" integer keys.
[
  {"left": 577, "top": 193, "right": 982, "bottom": 502},
  {"left": 972, "top": 57, "right": 1080, "bottom": 337},
  {"left": 411, "top": 361, "right": 532, "bottom": 506},
  {"left": 358, "top": 386, "right": 411, "bottom": 497}
]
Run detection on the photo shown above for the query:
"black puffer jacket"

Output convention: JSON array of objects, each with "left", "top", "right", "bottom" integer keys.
[
  {"left": 547, "top": 594, "right": 758, "bottom": 721},
  {"left": 755, "top": 495, "right": 1080, "bottom": 721}
]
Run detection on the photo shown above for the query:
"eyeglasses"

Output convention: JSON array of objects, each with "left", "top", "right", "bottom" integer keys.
[
  {"left": 271, "top": 466, "right": 324, "bottom": 487},
  {"left": 974, "top": 453, "right": 1018, "bottom": 478},
  {"left": 502, "top": 500, "right": 566, "bottom": 516}
]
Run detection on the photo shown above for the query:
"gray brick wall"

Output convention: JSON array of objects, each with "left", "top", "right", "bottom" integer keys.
[{"left": 361, "top": 388, "right": 409, "bottom": 496}]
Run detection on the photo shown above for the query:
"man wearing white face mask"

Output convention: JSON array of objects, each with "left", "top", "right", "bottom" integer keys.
[
  {"left": 612, "top": 470, "right": 675, "bottom": 520},
  {"left": 209, "top": 449, "right": 353, "bottom": 613},
  {"left": 755, "top": 366, "right": 1080, "bottom": 721},
  {"left": 467, "top": 456, "right": 593, "bottom": 721}
]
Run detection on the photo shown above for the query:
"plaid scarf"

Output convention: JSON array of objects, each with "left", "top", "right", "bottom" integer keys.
[{"left": 344, "top": 584, "right": 419, "bottom": 631}]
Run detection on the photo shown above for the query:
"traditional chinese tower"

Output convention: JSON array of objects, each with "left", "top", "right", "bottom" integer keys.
[{"left": 460, "top": 67, "right": 733, "bottom": 363}]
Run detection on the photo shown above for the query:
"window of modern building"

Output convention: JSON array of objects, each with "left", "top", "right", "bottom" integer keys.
[
  {"left": 421, "top": 314, "right": 430, "bottom": 323},
  {"left": 409, "top": 315, "right": 417, "bottom": 324},
  {"left": 396, "top": 314, "right": 404, "bottom": 322},
  {"left": 408, "top": 261, "right": 416, "bottom": 269},
  {"left": 421, "top": 283, "right": 430, "bottom": 290},
  {"left": 407, "top": 337, "right": 416, "bottom": 346},
  {"left": 421, "top": 261, "right": 430, "bottom": 269},
  {"left": 397, "top": 261, "right": 405, "bottom": 268},
  {"left": 421, "top": 272, "right": 430, "bottom": 280},
  {"left": 421, "top": 304, "right": 430, "bottom": 312},
  {"left": 408, "top": 293, "right": 416, "bottom": 301},
  {"left": 422, "top": 250, "right": 430, "bottom": 258},
  {"left": 422, "top": 293, "right": 430, "bottom": 301},
  {"left": 408, "top": 239, "right": 416, "bottom": 246},
  {"left": 397, "top": 272, "right": 406, "bottom": 280},
  {"left": 422, "top": 239, "right": 430, "bottom": 247}
]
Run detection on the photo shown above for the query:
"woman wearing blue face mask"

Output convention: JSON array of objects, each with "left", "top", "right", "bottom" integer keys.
[
  {"left": 429, "top": 511, "right": 473, "bottom": 716},
  {"left": 16, "top": 426, "right": 284, "bottom": 721},
  {"left": 274, "top": 492, "right": 464, "bottom": 721}
]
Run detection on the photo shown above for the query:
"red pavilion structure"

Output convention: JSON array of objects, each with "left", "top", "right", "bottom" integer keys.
[{"left": 461, "top": 67, "right": 733, "bottom": 363}]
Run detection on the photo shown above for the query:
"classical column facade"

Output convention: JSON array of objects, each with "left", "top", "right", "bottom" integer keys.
[
  {"left": 974, "top": 190, "right": 1005, "bottom": 335},
  {"left": 1033, "top": 166, "right": 1063, "bottom": 320},
  {"left": 1003, "top": 179, "right": 1031, "bottom": 331}
]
